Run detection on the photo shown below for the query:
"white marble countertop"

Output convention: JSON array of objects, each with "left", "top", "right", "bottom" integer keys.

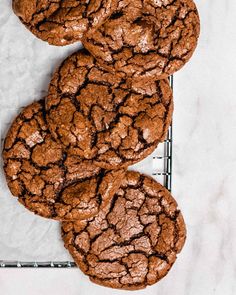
[{"left": 0, "top": 0, "right": 236, "bottom": 294}]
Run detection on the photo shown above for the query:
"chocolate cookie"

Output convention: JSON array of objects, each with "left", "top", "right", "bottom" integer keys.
[
  {"left": 83, "top": 0, "right": 200, "bottom": 81},
  {"left": 62, "top": 171, "right": 186, "bottom": 290},
  {"left": 58, "top": 168, "right": 126, "bottom": 220},
  {"left": 2, "top": 99, "right": 125, "bottom": 220},
  {"left": 12, "top": 0, "right": 118, "bottom": 46},
  {"left": 46, "top": 50, "right": 173, "bottom": 169}
]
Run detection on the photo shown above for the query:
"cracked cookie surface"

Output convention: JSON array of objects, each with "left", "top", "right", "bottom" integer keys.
[
  {"left": 2, "top": 99, "right": 125, "bottom": 220},
  {"left": 12, "top": 0, "right": 118, "bottom": 46},
  {"left": 62, "top": 171, "right": 186, "bottom": 290},
  {"left": 46, "top": 50, "right": 173, "bottom": 169},
  {"left": 83, "top": 0, "right": 200, "bottom": 81}
]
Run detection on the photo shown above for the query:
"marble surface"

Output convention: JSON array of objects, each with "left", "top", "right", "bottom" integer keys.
[{"left": 0, "top": 0, "right": 236, "bottom": 294}]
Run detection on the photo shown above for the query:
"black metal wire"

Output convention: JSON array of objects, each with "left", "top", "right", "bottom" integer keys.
[{"left": 0, "top": 261, "right": 76, "bottom": 268}]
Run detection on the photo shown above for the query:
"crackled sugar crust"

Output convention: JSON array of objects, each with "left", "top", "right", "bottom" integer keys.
[
  {"left": 12, "top": 0, "right": 117, "bottom": 46},
  {"left": 83, "top": 0, "right": 200, "bottom": 80},
  {"left": 46, "top": 50, "right": 173, "bottom": 169},
  {"left": 62, "top": 171, "right": 186, "bottom": 290},
  {"left": 2, "top": 100, "right": 125, "bottom": 220}
]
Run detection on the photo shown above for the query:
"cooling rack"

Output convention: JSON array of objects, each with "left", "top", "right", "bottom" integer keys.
[{"left": 0, "top": 76, "right": 173, "bottom": 268}]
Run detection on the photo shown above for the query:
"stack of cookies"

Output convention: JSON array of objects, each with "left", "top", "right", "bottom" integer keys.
[{"left": 2, "top": 0, "right": 200, "bottom": 290}]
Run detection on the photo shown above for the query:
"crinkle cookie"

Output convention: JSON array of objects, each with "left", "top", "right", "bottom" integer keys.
[
  {"left": 2, "top": 99, "right": 125, "bottom": 220},
  {"left": 62, "top": 171, "right": 186, "bottom": 290},
  {"left": 46, "top": 50, "right": 173, "bottom": 169},
  {"left": 83, "top": 0, "right": 200, "bottom": 81},
  {"left": 12, "top": 0, "right": 118, "bottom": 45}
]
